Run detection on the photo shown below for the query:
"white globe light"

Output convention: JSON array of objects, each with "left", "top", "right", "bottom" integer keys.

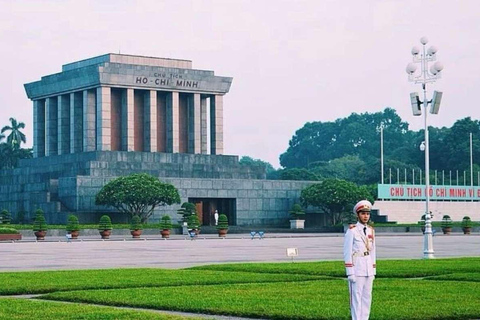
[
  {"left": 420, "top": 141, "right": 426, "bottom": 151},
  {"left": 406, "top": 63, "right": 417, "bottom": 74},
  {"left": 411, "top": 46, "right": 420, "bottom": 55},
  {"left": 434, "top": 61, "right": 444, "bottom": 72},
  {"left": 427, "top": 46, "right": 438, "bottom": 55},
  {"left": 429, "top": 65, "right": 438, "bottom": 75},
  {"left": 420, "top": 36, "right": 429, "bottom": 45}
]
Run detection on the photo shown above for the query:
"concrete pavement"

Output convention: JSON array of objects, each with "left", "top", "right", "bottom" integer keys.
[{"left": 0, "top": 233, "right": 479, "bottom": 272}]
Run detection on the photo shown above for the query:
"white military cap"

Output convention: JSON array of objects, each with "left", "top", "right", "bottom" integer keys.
[{"left": 353, "top": 200, "right": 372, "bottom": 214}]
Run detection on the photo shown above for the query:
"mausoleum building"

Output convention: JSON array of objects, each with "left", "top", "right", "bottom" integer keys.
[{"left": 0, "top": 54, "right": 315, "bottom": 226}]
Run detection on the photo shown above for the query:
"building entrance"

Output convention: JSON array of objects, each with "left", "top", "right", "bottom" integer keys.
[{"left": 189, "top": 198, "right": 236, "bottom": 226}]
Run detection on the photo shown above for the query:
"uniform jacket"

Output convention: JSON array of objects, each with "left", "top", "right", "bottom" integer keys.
[{"left": 344, "top": 222, "right": 376, "bottom": 277}]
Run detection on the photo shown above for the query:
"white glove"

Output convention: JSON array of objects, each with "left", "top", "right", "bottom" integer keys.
[{"left": 348, "top": 275, "right": 356, "bottom": 283}]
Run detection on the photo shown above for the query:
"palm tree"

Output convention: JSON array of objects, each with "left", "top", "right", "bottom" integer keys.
[
  {"left": 1, "top": 118, "right": 26, "bottom": 149},
  {"left": 0, "top": 132, "right": 5, "bottom": 142}
]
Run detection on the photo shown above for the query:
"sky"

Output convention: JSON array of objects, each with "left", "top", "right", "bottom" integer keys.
[{"left": 1, "top": 0, "right": 479, "bottom": 168}]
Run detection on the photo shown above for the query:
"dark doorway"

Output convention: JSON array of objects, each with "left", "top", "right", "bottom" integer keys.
[{"left": 189, "top": 198, "right": 236, "bottom": 226}]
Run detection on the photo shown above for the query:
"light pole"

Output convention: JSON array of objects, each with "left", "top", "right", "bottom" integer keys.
[{"left": 406, "top": 36, "right": 444, "bottom": 259}]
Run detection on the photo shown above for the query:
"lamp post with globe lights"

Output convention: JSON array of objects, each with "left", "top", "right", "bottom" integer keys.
[{"left": 406, "top": 36, "right": 444, "bottom": 259}]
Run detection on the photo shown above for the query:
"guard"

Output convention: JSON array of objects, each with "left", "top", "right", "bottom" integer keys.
[{"left": 343, "top": 200, "right": 376, "bottom": 320}]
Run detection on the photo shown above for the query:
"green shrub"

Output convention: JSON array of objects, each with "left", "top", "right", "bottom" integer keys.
[
  {"left": 32, "top": 209, "right": 48, "bottom": 231},
  {"left": 288, "top": 204, "right": 305, "bottom": 220},
  {"left": 0, "top": 227, "right": 19, "bottom": 234},
  {"left": 441, "top": 215, "right": 453, "bottom": 228},
  {"left": 216, "top": 214, "right": 228, "bottom": 230},
  {"left": 1, "top": 209, "right": 11, "bottom": 224},
  {"left": 462, "top": 216, "right": 473, "bottom": 228},
  {"left": 98, "top": 215, "right": 112, "bottom": 231},
  {"left": 66, "top": 215, "right": 80, "bottom": 232},
  {"left": 130, "top": 215, "right": 142, "bottom": 231},
  {"left": 187, "top": 214, "right": 200, "bottom": 230},
  {"left": 159, "top": 215, "right": 172, "bottom": 230},
  {"left": 177, "top": 202, "right": 196, "bottom": 223}
]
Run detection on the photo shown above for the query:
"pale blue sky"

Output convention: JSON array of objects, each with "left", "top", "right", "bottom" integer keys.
[{"left": 1, "top": 0, "right": 479, "bottom": 167}]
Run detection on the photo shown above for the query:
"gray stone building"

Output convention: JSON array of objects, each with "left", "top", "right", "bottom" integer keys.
[{"left": 0, "top": 54, "right": 314, "bottom": 225}]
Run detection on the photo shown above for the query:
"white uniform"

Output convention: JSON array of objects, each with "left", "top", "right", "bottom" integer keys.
[{"left": 344, "top": 222, "right": 376, "bottom": 320}]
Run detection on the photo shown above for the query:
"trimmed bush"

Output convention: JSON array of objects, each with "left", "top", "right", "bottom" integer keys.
[
  {"left": 462, "top": 216, "right": 473, "bottom": 228},
  {"left": 1, "top": 209, "right": 11, "bottom": 224},
  {"left": 130, "top": 215, "right": 142, "bottom": 231},
  {"left": 66, "top": 215, "right": 80, "bottom": 232},
  {"left": 0, "top": 227, "right": 19, "bottom": 234},
  {"left": 441, "top": 215, "right": 453, "bottom": 228},
  {"left": 32, "top": 209, "right": 48, "bottom": 231},
  {"left": 288, "top": 204, "right": 305, "bottom": 220},
  {"left": 159, "top": 215, "right": 172, "bottom": 230},
  {"left": 98, "top": 215, "right": 112, "bottom": 230},
  {"left": 177, "top": 202, "right": 196, "bottom": 223},
  {"left": 216, "top": 214, "right": 228, "bottom": 230},
  {"left": 187, "top": 214, "right": 201, "bottom": 230}
]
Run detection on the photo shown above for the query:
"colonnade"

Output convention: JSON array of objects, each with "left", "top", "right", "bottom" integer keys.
[{"left": 33, "top": 87, "right": 223, "bottom": 158}]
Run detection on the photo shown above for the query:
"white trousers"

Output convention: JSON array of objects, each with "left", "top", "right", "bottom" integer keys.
[{"left": 348, "top": 276, "right": 374, "bottom": 320}]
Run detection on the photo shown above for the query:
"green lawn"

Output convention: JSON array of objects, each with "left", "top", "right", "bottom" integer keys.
[{"left": 1, "top": 258, "right": 479, "bottom": 319}]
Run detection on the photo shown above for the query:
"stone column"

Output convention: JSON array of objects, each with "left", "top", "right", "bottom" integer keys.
[
  {"left": 121, "top": 88, "right": 134, "bottom": 151},
  {"left": 70, "top": 92, "right": 83, "bottom": 153},
  {"left": 200, "top": 95, "right": 208, "bottom": 154},
  {"left": 33, "top": 100, "right": 46, "bottom": 158},
  {"left": 188, "top": 93, "right": 201, "bottom": 154},
  {"left": 144, "top": 90, "right": 157, "bottom": 152},
  {"left": 45, "top": 97, "right": 58, "bottom": 156},
  {"left": 57, "top": 94, "right": 70, "bottom": 155},
  {"left": 166, "top": 91, "right": 179, "bottom": 153},
  {"left": 210, "top": 95, "right": 224, "bottom": 155},
  {"left": 96, "top": 87, "right": 111, "bottom": 151},
  {"left": 83, "top": 89, "right": 96, "bottom": 152}
]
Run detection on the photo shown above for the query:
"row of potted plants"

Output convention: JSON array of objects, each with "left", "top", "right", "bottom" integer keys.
[
  {"left": 28, "top": 209, "right": 229, "bottom": 240},
  {"left": 420, "top": 214, "right": 474, "bottom": 234}
]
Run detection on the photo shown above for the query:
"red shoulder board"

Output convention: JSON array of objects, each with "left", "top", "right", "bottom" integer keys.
[{"left": 349, "top": 225, "right": 356, "bottom": 229}]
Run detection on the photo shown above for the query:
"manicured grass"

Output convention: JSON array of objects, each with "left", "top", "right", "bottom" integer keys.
[
  {"left": 0, "top": 268, "right": 324, "bottom": 295},
  {"left": 3, "top": 258, "right": 480, "bottom": 319},
  {"left": 0, "top": 298, "right": 202, "bottom": 319},
  {"left": 40, "top": 279, "right": 480, "bottom": 320},
  {"left": 191, "top": 257, "right": 480, "bottom": 278}
]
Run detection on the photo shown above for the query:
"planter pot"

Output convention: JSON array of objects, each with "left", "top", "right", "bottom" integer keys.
[
  {"left": 462, "top": 227, "right": 472, "bottom": 235},
  {"left": 131, "top": 229, "right": 143, "bottom": 238},
  {"left": 290, "top": 219, "right": 305, "bottom": 229},
  {"left": 99, "top": 229, "right": 111, "bottom": 239},
  {"left": 218, "top": 228, "right": 228, "bottom": 237},
  {"left": 69, "top": 230, "right": 79, "bottom": 239},
  {"left": 442, "top": 227, "right": 452, "bottom": 234},
  {"left": 161, "top": 229, "right": 170, "bottom": 238},
  {"left": 0, "top": 234, "right": 22, "bottom": 241},
  {"left": 34, "top": 230, "right": 47, "bottom": 240}
]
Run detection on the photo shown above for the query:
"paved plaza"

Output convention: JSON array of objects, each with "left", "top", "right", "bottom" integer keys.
[{"left": 1, "top": 233, "right": 479, "bottom": 272}]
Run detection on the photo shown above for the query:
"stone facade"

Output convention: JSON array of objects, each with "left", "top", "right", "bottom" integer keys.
[{"left": 0, "top": 54, "right": 316, "bottom": 226}]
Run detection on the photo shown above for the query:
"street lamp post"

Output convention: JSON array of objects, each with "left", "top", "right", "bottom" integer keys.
[{"left": 406, "top": 36, "right": 444, "bottom": 259}]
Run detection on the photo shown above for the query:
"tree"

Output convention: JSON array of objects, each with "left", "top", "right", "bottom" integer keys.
[
  {"left": 177, "top": 202, "right": 197, "bottom": 223},
  {"left": 95, "top": 173, "right": 181, "bottom": 222},
  {"left": 279, "top": 168, "right": 319, "bottom": 181},
  {"left": 239, "top": 156, "right": 277, "bottom": 178},
  {"left": 300, "top": 179, "right": 374, "bottom": 225},
  {"left": 0, "top": 143, "right": 33, "bottom": 169},
  {"left": 1, "top": 118, "right": 26, "bottom": 149}
]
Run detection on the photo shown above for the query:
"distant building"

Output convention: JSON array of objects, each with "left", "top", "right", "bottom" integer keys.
[{"left": 0, "top": 54, "right": 314, "bottom": 226}]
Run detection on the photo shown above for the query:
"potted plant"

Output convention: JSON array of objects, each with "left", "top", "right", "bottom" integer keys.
[
  {"left": 441, "top": 215, "right": 453, "bottom": 234},
  {"left": 1, "top": 209, "right": 11, "bottom": 224},
  {"left": 159, "top": 215, "right": 172, "bottom": 238},
  {"left": 289, "top": 204, "right": 305, "bottom": 229},
  {"left": 187, "top": 214, "right": 201, "bottom": 234},
  {"left": 130, "top": 215, "right": 143, "bottom": 238},
  {"left": 461, "top": 216, "right": 473, "bottom": 234},
  {"left": 0, "top": 227, "right": 22, "bottom": 241},
  {"left": 98, "top": 215, "right": 112, "bottom": 239},
  {"left": 66, "top": 214, "right": 80, "bottom": 239},
  {"left": 33, "top": 209, "right": 48, "bottom": 240},
  {"left": 216, "top": 214, "right": 229, "bottom": 237}
]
